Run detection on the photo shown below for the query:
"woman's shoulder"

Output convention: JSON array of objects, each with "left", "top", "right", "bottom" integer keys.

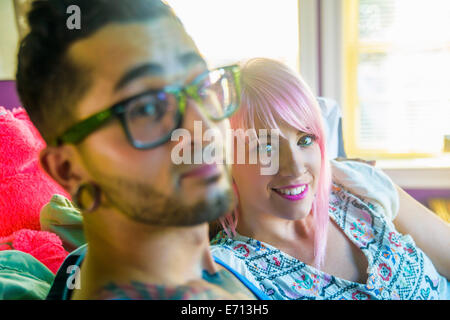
[
  {"left": 210, "top": 231, "right": 263, "bottom": 285},
  {"left": 330, "top": 159, "right": 399, "bottom": 220},
  {"left": 210, "top": 231, "right": 281, "bottom": 268},
  {"left": 210, "top": 231, "right": 240, "bottom": 258},
  {"left": 210, "top": 231, "right": 252, "bottom": 257}
]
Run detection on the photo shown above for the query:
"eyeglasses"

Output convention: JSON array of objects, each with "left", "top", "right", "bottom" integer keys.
[{"left": 51, "top": 65, "right": 241, "bottom": 149}]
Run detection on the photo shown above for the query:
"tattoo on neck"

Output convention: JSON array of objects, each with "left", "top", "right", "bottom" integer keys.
[
  {"left": 202, "top": 269, "right": 255, "bottom": 298},
  {"left": 93, "top": 269, "right": 256, "bottom": 300},
  {"left": 94, "top": 281, "right": 224, "bottom": 300}
]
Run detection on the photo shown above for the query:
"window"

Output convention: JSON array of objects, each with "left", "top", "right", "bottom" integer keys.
[
  {"left": 0, "top": 0, "right": 19, "bottom": 80},
  {"left": 342, "top": 0, "right": 450, "bottom": 158},
  {"left": 165, "top": 0, "right": 299, "bottom": 72}
]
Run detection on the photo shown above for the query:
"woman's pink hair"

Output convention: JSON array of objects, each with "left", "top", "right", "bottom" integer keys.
[{"left": 221, "top": 58, "right": 331, "bottom": 268}]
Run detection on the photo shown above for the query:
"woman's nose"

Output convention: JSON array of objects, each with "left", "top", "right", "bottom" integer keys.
[{"left": 277, "top": 143, "right": 307, "bottom": 177}]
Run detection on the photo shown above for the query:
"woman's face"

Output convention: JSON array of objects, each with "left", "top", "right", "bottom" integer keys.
[{"left": 232, "top": 118, "right": 322, "bottom": 222}]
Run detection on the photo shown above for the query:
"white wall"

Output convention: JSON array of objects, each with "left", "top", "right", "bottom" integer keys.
[{"left": 0, "top": 0, "right": 19, "bottom": 80}]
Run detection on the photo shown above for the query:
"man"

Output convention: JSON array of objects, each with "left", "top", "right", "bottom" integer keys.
[{"left": 16, "top": 0, "right": 266, "bottom": 300}]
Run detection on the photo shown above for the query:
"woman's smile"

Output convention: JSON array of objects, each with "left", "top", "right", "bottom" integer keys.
[{"left": 271, "top": 184, "right": 309, "bottom": 201}]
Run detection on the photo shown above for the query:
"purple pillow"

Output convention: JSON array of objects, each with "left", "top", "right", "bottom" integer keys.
[{"left": 0, "top": 81, "right": 22, "bottom": 110}]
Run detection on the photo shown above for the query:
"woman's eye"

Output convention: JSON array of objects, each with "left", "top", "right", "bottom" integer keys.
[
  {"left": 298, "top": 135, "right": 315, "bottom": 147},
  {"left": 259, "top": 144, "right": 272, "bottom": 153}
]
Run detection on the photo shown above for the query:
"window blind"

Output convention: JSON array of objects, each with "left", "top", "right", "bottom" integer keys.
[{"left": 356, "top": 0, "right": 450, "bottom": 154}]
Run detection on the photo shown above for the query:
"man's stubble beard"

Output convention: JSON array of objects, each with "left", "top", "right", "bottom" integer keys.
[{"left": 84, "top": 162, "right": 235, "bottom": 227}]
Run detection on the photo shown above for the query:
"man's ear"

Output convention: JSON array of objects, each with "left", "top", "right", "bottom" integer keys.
[{"left": 40, "top": 145, "right": 86, "bottom": 195}]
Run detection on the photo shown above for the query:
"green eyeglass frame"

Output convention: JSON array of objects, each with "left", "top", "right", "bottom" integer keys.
[{"left": 51, "top": 64, "right": 241, "bottom": 150}]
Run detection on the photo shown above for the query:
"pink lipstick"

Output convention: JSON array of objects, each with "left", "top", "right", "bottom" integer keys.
[{"left": 272, "top": 184, "right": 309, "bottom": 201}]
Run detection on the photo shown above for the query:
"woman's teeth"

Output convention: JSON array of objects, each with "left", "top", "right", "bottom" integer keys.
[{"left": 276, "top": 185, "right": 306, "bottom": 195}]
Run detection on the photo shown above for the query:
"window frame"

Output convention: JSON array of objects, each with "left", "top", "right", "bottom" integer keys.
[{"left": 341, "top": 0, "right": 445, "bottom": 159}]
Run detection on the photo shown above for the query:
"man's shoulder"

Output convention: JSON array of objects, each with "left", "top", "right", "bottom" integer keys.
[
  {"left": 86, "top": 280, "right": 245, "bottom": 300},
  {"left": 46, "top": 244, "right": 87, "bottom": 300},
  {"left": 46, "top": 243, "right": 261, "bottom": 300}
]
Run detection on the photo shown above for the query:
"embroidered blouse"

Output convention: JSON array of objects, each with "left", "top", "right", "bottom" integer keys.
[{"left": 210, "top": 161, "right": 449, "bottom": 300}]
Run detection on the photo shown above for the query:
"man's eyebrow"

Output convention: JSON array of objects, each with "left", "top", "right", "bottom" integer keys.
[
  {"left": 179, "top": 52, "right": 206, "bottom": 69},
  {"left": 114, "top": 52, "right": 206, "bottom": 92},
  {"left": 114, "top": 63, "right": 163, "bottom": 92}
]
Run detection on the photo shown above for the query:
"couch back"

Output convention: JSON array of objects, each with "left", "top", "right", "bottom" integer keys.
[{"left": 0, "top": 80, "right": 21, "bottom": 110}]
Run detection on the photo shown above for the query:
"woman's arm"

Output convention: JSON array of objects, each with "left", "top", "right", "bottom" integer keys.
[{"left": 393, "top": 185, "right": 450, "bottom": 279}]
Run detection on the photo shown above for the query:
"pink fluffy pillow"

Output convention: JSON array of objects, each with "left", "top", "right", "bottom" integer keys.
[
  {"left": 0, "top": 106, "right": 70, "bottom": 272},
  {"left": 0, "top": 230, "right": 68, "bottom": 274}
]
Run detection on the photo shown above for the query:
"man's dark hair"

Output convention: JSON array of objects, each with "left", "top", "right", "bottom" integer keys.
[{"left": 16, "top": 0, "right": 177, "bottom": 143}]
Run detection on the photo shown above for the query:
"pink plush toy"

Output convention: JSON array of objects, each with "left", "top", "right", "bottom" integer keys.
[{"left": 0, "top": 106, "right": 70, "bottom": 273}]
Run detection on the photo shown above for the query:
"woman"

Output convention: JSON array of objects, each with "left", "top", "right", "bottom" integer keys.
[{"left": 210, "top": 58, "right": 450, "bottom": 300}]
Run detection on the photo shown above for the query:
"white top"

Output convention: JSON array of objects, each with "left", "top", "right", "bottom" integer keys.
[{"left": 331, "top": 160, "right": 400, "bottom": 220}]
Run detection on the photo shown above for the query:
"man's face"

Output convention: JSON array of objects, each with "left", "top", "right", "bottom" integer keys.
[{"left": 67, "top": 17, "right": 234, "bottom": 226}]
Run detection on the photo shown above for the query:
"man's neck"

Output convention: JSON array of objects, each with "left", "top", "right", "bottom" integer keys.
[{"left": 73, "top": 209, "right": 217, "bottom": 299}]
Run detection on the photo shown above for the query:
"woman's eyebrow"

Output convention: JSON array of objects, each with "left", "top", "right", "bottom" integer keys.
[{"left": 297, "top": 130, "right": 309, "bottom": 136}]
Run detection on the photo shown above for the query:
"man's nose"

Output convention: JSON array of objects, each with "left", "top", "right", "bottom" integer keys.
[
  {"left": 172, "top": 98, "right": 217, "bottom": 159},
  {"left": 182, "top": 98, "right": 215, "bottom": 134}
]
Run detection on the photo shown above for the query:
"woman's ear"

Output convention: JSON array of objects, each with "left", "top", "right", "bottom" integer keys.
[{"left": 40, "top": 145, "right": 85, "bottom": 195}]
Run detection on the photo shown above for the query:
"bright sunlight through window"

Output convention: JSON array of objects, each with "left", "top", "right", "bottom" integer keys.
[{"left": 165, "top": 0, "right": 299, "bottom": 72}]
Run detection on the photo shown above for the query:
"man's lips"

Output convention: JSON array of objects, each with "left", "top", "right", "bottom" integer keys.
[
  {"left": 180, "top": 164, "right": 221, "bottom": 180},
  {"left": 271, "top": 184, "right": 309, "bottom": 201}
]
